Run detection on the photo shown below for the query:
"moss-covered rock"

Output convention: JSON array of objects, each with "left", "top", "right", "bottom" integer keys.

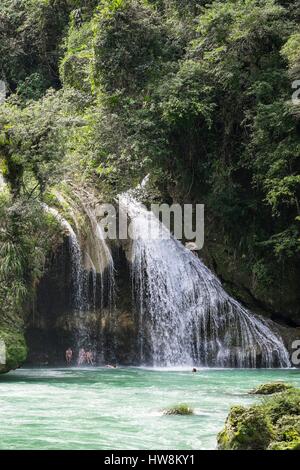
[
  {"left": 268, "top": 415, "right": 300, "bottom": 449},
  {"left": 163, "top": 404, "right": 194, "bottom": 416},
  {"left": 268, "top": 440, "right": 300, "bottom": 450},
  {"left": 0, "top": 328, "right": 27, "bottom": 374},
  {"left": 263, "top": 388, "right": 300, "bottom": 424},
  {"left": 217, "top": 405, "right": 274, "bottom": 450},
  {"left": 218, "top": 386, "right": 300, "bottom": 450},
  {"left": 250, "top": 382, "right": 293, "bottom": 395}
]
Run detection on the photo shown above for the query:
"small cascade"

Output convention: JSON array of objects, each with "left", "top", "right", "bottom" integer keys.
[{"left": 120, "top": 194, "right": 290, "bottom": 368}]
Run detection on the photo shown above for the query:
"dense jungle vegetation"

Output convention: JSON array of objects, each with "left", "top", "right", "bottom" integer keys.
[{"left": 0, "top": 0, "right": 300, "bottom": 367}]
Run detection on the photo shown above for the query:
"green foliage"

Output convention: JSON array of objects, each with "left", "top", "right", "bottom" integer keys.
[
  {"left": 0, "top": 0, "right": 300, "bottom": 372},
  {"left": 0, "top": 190, "right": 61, "bottom": 316},
  {"left": 281, "top": 33, "right": 300, "bottom": 71},
  {"left": 93, "top": 0, "right": 174, "bottom": 94},
  {"left": 0, "top": 0, "right": 72, "bottom": 94},
  {"left": 60, "top": 20, "right": 94, "bottom": 93},
  {"left": 0, "top": 89, "right": 76, "bottom": 195},
  {"left": 0, "top": 328, "right": 27, "bottom": 373},
  {"left": 0, "top": 179, "right": 62, "bottom": 370}
]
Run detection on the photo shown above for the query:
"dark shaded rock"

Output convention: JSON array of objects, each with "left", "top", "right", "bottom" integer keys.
[{"left": 201, "top": 230, "right": 300, "bottom": 327}]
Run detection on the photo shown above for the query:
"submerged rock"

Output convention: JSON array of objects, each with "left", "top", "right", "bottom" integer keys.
[
  {"left": 250, "top": 382, "right": 293, "bottom": 395},
  {"left": 218, "top": 386, "right": 300, "bottom": 450}
]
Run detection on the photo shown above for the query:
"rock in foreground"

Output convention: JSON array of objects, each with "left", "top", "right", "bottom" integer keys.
[
  {"left": 218, "top": 386, "right": 300, "bottom": 450},
  {"left": 250, "top": 382, "right": 293, "bottom": 395}
]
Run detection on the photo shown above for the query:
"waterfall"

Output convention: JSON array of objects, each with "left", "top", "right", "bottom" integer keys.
[
  {"left": 42, "top": 205, "right": 87, "bottom": 312},
  {"left": 81, "top": 204, "right": 115, "bottom": 313},
  {"left": 120, "top": 194, "right": 290, "bottom": 368},
  {"left": 0, "top": 172, "right": 6, "bottom": 191},
  {"left": 43, "top": 197, "right": 116, "bottom": 359},
  {"left": 80, "top": 203, "right": 116, "bottom": 361}
]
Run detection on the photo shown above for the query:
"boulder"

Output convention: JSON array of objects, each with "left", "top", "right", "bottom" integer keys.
[
  {"left": 250, "top": 382, "right": 293, "bottom": 395},
  {"left": 217, "top": 405, "right": 274, "bottom": 450},
  {"left": 218, "top": 386, "right": 300, "bottom": 450}
]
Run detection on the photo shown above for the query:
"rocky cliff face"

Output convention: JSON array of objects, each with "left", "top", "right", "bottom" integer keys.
[
  {"left": 1, "top": 188, "right": 299, "bottom": 372},
  {"left": 25, "top": 239, "right": 139, "bottom": 367},
  {"left": 202, "top": 234, "right": 300, "bottom": 328}
]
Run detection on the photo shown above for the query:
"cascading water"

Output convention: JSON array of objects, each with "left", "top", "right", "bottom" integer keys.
[
  {"left": 0, "top": 171, "right": 7, "bottom": 191},
  {"left": 80, "top": 203, "right": 116, "bottom": 361},
  {"left": 52, "top": 191, "right": 115, "bottom": 311},
  {"left": 81, "top": 204, "right": 115, "bottom": 313},
  {"left": 43, "top": 195, "right": 116, "bottom": 360},
  {"left": 42, "top": 205, "right": 87, "bottom": 313},
  {"left": 120, "top": 193, "right": 290, "bottom": 368}
]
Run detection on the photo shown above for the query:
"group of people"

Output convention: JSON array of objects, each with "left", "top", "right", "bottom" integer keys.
[
  {"left": 66, "top": 347, "right": 197, "bottom": 371},
  {"left": 65, "top": 347, "right": 118, "bottom": 368},
  {"left": 65, "top": 347, "right": 95, "bottom": 366}
]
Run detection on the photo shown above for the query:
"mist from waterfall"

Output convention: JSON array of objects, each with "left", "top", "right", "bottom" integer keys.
[{"left": 120, "top": 193, "right": 291, "bottom": 368}]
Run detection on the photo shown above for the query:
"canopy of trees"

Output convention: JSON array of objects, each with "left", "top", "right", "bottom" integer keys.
[{"left": 0, "top": 0, "right": 299, "bottom": 330}]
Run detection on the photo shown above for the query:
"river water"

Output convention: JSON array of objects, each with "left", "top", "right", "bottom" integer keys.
[{"left": 0, "top": 367, "right": 300, "bottom": 450}]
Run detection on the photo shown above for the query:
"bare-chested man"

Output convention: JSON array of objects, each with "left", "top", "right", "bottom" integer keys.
[
  {"left": 65, "top": 348, "right": 73, "bottom": 365},
  {"left": 78, "top": 348, "right": 86, "bottom": 366},
  {"left": 86, "top": 351, "right": 94, "bottom": 365}
]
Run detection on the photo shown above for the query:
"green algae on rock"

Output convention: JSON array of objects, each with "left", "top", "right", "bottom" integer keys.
[
  {"left": 218, "top": 386, "right": 300, "bottom": 450},
  {"left": 217, "top": 405, "right": 274, "bottom": 450},
  {"left": 163, "top": 404, "right": 194, "bottom": 416},
  {"left": 250, "top": 382, "right": 293, "bottom": 395}
]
